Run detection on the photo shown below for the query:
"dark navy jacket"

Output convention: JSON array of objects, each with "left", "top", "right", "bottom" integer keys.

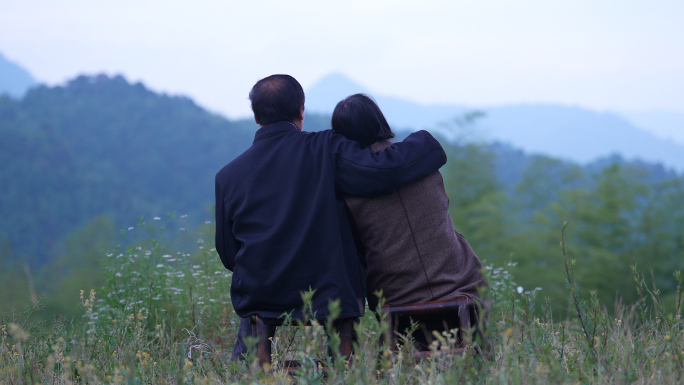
[{"left": 215, "top": 122, "right": 446, "bottom": 320}]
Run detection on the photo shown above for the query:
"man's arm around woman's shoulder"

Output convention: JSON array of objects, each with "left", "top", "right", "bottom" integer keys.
[{"left": 331, "top": 130, "right": 447, "bottom": 197}]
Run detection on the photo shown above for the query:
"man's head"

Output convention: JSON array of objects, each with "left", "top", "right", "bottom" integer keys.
[{"left": 249, "top": 74, "right": 305, "bottom": 127}]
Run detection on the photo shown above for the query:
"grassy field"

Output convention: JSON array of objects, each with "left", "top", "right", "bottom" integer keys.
[{"left": 1, "top": 221, "right": 682, "bottom": 384}]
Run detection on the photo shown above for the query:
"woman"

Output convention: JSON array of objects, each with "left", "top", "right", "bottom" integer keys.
[{"left": 331, "top": 94, "right": 487, "bottom": 314}]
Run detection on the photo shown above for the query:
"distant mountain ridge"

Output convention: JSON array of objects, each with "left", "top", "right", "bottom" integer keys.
[
  {"left": 306, "top": 73, "right": 470, "bottom": 132},
  {"left": 621, "top": 110, "right": 684, "bottom": 146},
  {"left": 306, "top": 73, "right": 684, "bottom": 172},
  {"left": 478, "top": 105, "right": 684, "bottom": 170},
  {"left": 0, "top": 52, "right": 36, "bottom": 98}
]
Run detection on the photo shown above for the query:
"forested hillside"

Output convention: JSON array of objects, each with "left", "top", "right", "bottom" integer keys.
[
  {"left": 1, "top": 74, "right": 682, "bottom": 320},
  {"left": 442, "top": 143, "right": 683, "bottom": 313},
  {"left": 0, "top": 75, "right": 256, "bottom": 261}
]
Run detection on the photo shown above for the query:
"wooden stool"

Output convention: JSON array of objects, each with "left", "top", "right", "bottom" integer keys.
[
  {"left": 381, "top": 297, "right": 479, "bottom": 359},
  {"left": 249, "top": 315, "right": 355, "bottom": 369}
]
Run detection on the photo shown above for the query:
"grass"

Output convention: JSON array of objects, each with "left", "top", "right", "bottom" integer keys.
[{"left": 1, "top": 218, "right": 682, "bottom": 384}]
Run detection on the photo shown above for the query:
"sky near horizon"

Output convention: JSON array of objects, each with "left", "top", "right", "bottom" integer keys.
[{"left": 1, "top": 0, "right": 683, "bottom": 119}]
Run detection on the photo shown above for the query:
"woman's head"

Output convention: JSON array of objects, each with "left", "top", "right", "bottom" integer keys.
[{"left": 331, "top": 94, "right": 395, "bottom": 148}]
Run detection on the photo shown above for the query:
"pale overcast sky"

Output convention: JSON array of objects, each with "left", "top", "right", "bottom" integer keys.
[{"left": 1, "top": 0, "right": 683, "bottom": 118}]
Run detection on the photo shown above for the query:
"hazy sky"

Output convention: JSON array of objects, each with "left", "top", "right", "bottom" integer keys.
[{"left": 1, "top": 0, "right": 683, "bottom": 118}]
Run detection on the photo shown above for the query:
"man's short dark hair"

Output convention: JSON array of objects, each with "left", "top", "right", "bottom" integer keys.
[
  {"left": 331, "top": 93, "right": 395, "bottom": 148},
  {"left": 249, "top": 74, "right": 305, "bottom": 126}
]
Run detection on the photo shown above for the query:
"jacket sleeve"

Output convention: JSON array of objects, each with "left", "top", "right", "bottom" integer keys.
[
  {"left": 332, "top": 130, "right": 447, "bottom": 196},
  {"left": 215, "top": 175, "right": 238, "bottom": 271}
]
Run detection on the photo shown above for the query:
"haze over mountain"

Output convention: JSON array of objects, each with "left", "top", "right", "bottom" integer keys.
[
  {"left": 0, "top": 52, "right": 36, "bottom": 98},
  {"left": 306, "top": 73, "right": 684, "bottom": 172},
  {"left": 621, "top": 110, "right": 684, "bottom": 146},
  {"left": 306, "top": 73, "right": 470, "bottom": 133}
]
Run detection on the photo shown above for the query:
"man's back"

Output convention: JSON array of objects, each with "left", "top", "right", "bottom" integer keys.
[{"left": 216, "top": 122, "right": 365, "bottom": 319}]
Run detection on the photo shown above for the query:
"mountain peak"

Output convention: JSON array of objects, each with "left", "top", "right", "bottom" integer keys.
[
  {"left": 0, "top": 52, "right": 36, "bottom": 98},
  {"left": 305, "top": 73, "right": 369, "bottom": 113},
  {"left": 308, "top": 73, "right": 368, "bottom": 94}
]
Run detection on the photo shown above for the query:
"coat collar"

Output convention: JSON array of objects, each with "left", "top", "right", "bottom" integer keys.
[{"left": 253, "top": 121, "right": 299, "bottom": 143}]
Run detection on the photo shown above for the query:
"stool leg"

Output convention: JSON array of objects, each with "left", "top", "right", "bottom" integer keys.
[
  {"left": 335, "top": 318, "right": 355, "bottom": 360},
  {"left": 458, "top": 303, "right": 471, "bottom": 346},
  {"left": 378, "top": 307, "right": 396, "bottom": 351},
  {"left": 388, "top": 314, "right": 397, "bottom": 351},
  {"left": 254, "top": 316, "right": 272, "bottom": 368}
]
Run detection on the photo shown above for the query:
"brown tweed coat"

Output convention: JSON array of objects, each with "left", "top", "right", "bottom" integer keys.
[{"left": 345, "top": 139, "right": 487, "bottom": 311}]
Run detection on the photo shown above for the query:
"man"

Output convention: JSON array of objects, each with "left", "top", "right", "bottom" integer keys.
[{"left": 215, "top": 74, "right": 446, "bottom": 360}]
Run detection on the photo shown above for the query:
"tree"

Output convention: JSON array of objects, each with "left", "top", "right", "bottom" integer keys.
[
  {"left": 553, "top": 164, "right": 648, "bottom": 306},
  {"left": 441, "top": 142, "right": 510, "bottom": 261}
]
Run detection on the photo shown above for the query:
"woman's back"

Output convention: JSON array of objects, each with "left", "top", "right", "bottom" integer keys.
[{"left": 345, "top": 140, "right": 486, "bottom": 311}]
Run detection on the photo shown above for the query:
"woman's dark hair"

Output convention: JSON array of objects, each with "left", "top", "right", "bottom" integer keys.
[
  {"left": 331, "top": 93, "right": 395, "bottom": 148},
  {"left": 249, "top": 74, "right": 305, "bottom": 125}
]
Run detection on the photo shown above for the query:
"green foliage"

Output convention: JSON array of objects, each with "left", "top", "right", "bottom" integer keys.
[
  {"left": 441, "top": 143, "right": 509, "bottom": 260},
  {"left": 0, "top": 245, "right": 34, "bottom": 314},
  {"left": 0, "top": 216, "right": 117, "bottom": 323},
  {"left": 446, "top": 148, "right": 684, "bottom": 317},
  {"left": 41, "top": 216, "right": 116, "bottom": 319}
]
